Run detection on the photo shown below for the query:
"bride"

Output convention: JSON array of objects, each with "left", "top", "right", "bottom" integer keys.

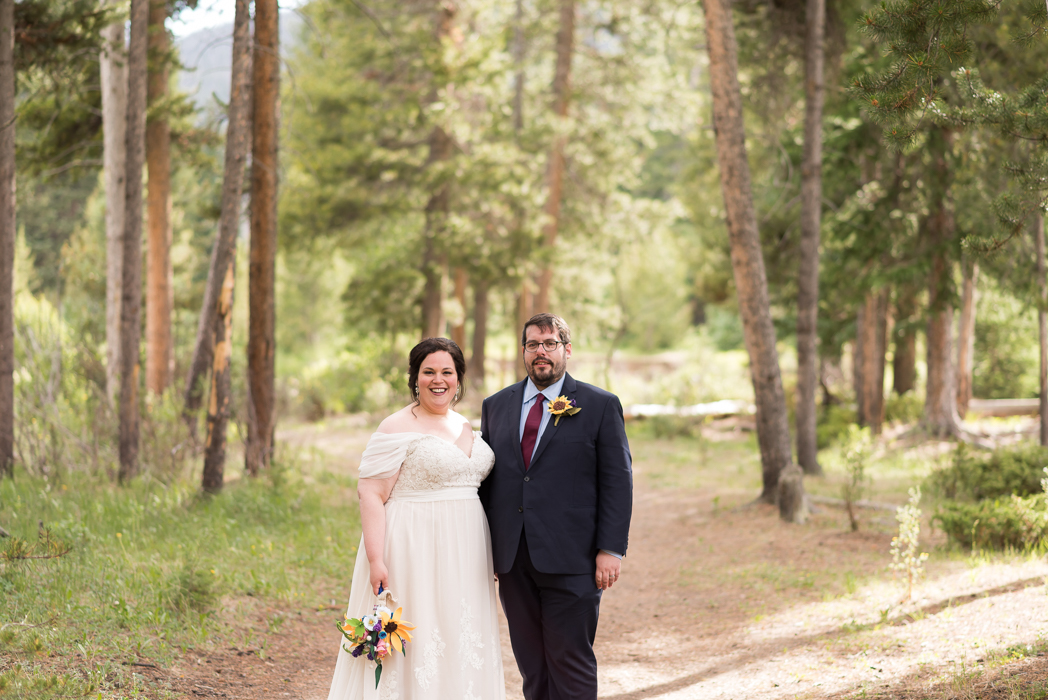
[{"left": 327, "top": 337, "right": 506, "bottom": 700}]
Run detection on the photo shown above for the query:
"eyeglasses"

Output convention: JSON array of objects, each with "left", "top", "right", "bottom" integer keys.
[{"left": 523, "top": 340, "right": 567, "bottom": 353}]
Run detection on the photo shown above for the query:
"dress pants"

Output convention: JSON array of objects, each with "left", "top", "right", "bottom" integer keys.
[{"left": 498, "top": 530, "right": 602, "bottom": 700}]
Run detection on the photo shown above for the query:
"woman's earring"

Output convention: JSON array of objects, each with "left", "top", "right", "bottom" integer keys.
[
  {"left": 414, "top": 386, "right": 420, "bottom": 400},
  {"left": 454, "top": 385, "right": 461, "bottom": 401}
]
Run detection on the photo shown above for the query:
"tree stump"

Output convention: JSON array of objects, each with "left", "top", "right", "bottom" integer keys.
[{"left": 777, "top": 463, "right": 809, "bottom": 524}]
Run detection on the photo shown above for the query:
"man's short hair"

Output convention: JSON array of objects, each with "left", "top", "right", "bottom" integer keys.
[{"left": 521, "top": 313, "right": 571, "bottom": 346}]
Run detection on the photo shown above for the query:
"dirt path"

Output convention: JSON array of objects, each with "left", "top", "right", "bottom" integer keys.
[{"left": 163, "top": 421, "right": 1048, "bottom": 699}]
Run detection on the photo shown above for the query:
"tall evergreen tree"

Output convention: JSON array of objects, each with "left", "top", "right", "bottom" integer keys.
[
  {"left": 700, "top": 0, "right": 798, "bottom": 509},
  {"left": 117, "top": 0, "right": 148, "bottom": 482},
  {"left": 0, "top": 0, "right": 14, "bottom": 479}
]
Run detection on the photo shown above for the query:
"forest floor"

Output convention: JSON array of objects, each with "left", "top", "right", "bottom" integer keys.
[{"left": 155, "top": 416, "right": 1048, "bottom": 700}]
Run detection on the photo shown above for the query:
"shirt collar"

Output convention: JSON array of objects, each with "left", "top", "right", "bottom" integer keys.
[{"left": 523, "top": 373, "right": 567, "bottom": 405}]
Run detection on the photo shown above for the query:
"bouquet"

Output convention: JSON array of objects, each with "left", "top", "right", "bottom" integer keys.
[{"left": 336, "top": 587, "right": 416, "bottom": 688}]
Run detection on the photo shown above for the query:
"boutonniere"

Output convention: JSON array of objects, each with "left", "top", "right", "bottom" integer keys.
[{"left": 547, "top": 395, "right": 581, "bottom": 426}]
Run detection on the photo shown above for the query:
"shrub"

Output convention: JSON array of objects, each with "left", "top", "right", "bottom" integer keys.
[
  {"left": 885, "top": 391, "right": 923, "bottom": 424},
  {"left": 926, "top": 442, "right": 1048, "bottom": 502},
  {"left": 817, "top": 404, "right": 856, "bottom": 449},
  {"left": 933, "top": 494, "right": 1048, "bottom": 550}
]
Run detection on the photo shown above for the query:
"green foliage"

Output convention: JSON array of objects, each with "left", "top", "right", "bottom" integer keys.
[
  {"left": 840, "top": 426, "right": 872, "bottom": 531},
  {"left": 972, "top": 281, "right": 1040, "bottom": 399},
  {"left": 926, "top": 442, "right": 1048, "bottom": 502},
  {"left": 933, "top": 493, "right": 1048, "bottom": 550},
  {"left": 817, "top": 404, "right": 857, "bottom": 450},
  {"left": 704, "top": 305, "right": 745, "bottom": 352},
  {"left": 885, "top": 391, "right": 924, "bottom": 424}
]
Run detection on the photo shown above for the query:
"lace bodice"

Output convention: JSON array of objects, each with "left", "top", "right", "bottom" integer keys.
[{"left": 391, "top": 432, "right": 495, "bottom": 493}]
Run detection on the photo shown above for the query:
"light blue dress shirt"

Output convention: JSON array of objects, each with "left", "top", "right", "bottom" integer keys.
[
  {"left": 519, "top": 374, "right": 622, "bottom": 560},
  {"left": 518, "top": 374, "right": 567, "bottom": 459}
]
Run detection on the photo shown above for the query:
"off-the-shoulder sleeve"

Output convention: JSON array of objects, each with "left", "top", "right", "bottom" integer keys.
[{"left": 358, "top": 432, "right": 419, "bottom": 480}]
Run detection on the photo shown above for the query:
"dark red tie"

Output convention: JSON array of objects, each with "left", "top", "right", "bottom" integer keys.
[{"left": 521, "top": 393, "right": 545, "bottom": 470}]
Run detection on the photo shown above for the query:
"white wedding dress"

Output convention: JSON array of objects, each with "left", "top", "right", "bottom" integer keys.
[{"left": 327, "top": 431, "right": 506, "bottom": 700}]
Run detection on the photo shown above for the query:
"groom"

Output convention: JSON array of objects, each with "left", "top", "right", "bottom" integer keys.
[{"left": 480, "top": 313, "right": 633, "bottom": 700}]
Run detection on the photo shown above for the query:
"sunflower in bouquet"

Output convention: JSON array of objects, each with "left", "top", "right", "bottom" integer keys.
[{"left": 337, "top": 591, "right": 416, "bottom": 688}]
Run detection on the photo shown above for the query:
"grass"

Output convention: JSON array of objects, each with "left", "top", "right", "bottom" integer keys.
[{"left": 0, "top": 459, "right": 360, "bottom": 698}]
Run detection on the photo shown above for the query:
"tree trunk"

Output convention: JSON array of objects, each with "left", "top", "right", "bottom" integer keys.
[
  {"left": 515, "top": 286, "right": 530, "bottom": 381},
  {"left": 101, "top": 9, "right": 127, "bottom": 408},
  {"left": 955, "top": 259, "right": 978, "bottom": 418},
  {"left": 470, "top": 278, "right": 489, "bottom": 391},
  {"left": 0, "top": 0, "right": 14, "bottom": 478},
  {"left": 857, "top": 290, "right": 888, "bottom": 434},
  {"left": 795, "top": 0, "right": 825, "bottom": 476},
  {"left": 200, "top": 0, "right": 253, "bottom": 491},
  {"left": 853, "top": 303, "right": 864, "bottom": 417},
  {"left": 202, "top": 255, "right": 235, "bottom": 492},
  {"left": 892, "top": 285, "right": 918, "bottom": 395},
  {"left": 1036, "top": 210, "right": 1047, "bottom": 446},
  {"left": 701, "top": 0, "right": 796, "bottom": 505},
  {"left": 246, "top": 0, "right": 279, "bottom": 477},
  {"left": 534, "top": 0, "right": 575, "bottom": 313},
  {"left": 184, "top": 0, "right": 253, "bottom": 430},
  {"left": 512, "top": 0, "right": 525, "bottom": 133},
  {"left": 145, "top": 0, "right": 173, "bottom": 395},
  {"left": 420, "top": 219, "right": 446, "bottom": 339},
  {"left": 450, "top": 267, "right": 467, "bottom": 349},
  {"left": 419, "top": 3, "right": 456, "bottom": 340},
  {"left": 117, "top": 0, "right": 149, "bottom": 483},
  {"left": 923, "top": 127, "right": 958, "bottom": 437}
]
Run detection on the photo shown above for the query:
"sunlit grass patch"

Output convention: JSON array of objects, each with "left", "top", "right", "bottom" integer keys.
[{"left": 0, "top": 459, "right": 360, "bottom": 695}]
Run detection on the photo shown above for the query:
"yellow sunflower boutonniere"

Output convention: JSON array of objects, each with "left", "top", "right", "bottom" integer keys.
[{"left": 548, "top": 395, "right": 582, "bottom": 426}]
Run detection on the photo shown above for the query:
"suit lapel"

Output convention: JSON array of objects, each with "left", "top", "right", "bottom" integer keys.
[
  {"left": 528, "top": 373, "right": 576, "bottom": 471},
  {"left": 507, "top": 380, "right": 528, "bottom": 474}
]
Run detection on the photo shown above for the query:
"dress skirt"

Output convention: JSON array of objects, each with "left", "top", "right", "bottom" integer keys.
[{"left": 327, "top": 487, "right": 506, "bottom": 700}]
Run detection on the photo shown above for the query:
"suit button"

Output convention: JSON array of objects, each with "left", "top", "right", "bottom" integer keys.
[
  {"left": 518, "top": 506, "right": 523, "bottom": 513},
  {"left": 524, "top": 476, "right": 530, "bottom": 482}
]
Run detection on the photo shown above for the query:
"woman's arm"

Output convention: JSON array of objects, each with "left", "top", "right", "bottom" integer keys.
[{"left": 358, "top": 473, "right": 399, "bottom": 594}]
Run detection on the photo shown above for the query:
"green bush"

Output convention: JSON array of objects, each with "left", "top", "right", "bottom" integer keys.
[
  {"left": 885, "top": 391, "right": 923, "bottom": 424},
  {"left": 933, "top": 494, "right": 1048, "bottom": 550},
  {"left": 816, "top": 404, "right": 857, "bottom": 449},
  {"left": 926, "top": 442, "right": 1048, "bottom": 501}
]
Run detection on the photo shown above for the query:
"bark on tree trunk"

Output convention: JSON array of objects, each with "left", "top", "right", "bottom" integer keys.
[
  {"left": 923, "top": 127, "right": 958, "bottom": 437},
  {"left": 857, "top": 290, "right": 888, "bottom": 434},
  {"left": 202, "top": 256, "right": 235, "bottom": 492},
  {"left": 892, "top": 286, "right": 918, "bottom": 395},
  {"left": 853, "top": 304, "right": 864, "bottom": 419},
  {"left": 101, "top": 10, "right": 127, "bottom": 408},
  {"left": 146, "top": 0, "right": 173, "bottom": 395},
  {"left": 534, "top": 0, "right": 575, "bottom": 313},
  {"left": 1035, "top": 210, "right": 1048, "bottom": 446},
  {"left": 419, "top": 4, "right": 456, "bottom": 340},
  {"left": 795, "top": 0, "right": 825, "bottom": 476},
  {"left": 118, "top": 0, "right": 150, "bottom": 483},
  {"left": 246, "top": 0, "right": 279, "bottom": 477},
  {"left": 470, "top": 279, "right": 489, "bottom": 391},
  {"left": 512, "top": 0, "right": 525, "bottom": 134},
  {"left": 184, "top": 0, "right": 252, "bottom": 431},
  {"left": 956, "top": 259, "right": 978, "bottom": 418},
  {"left": 451, "top": 267, "right": 467, "bottom": 350},
  {"left": 701, "top": 0, "right": 796, "bottom": 508},
  {"left": 515, "top": 286, "right": 530, "bottom": 381},
  {"left": 200, "top": 0, "right": 253, "bottom": 491},
  {"left": 0, "top": 0, "right": 14, "bottom": 478}
]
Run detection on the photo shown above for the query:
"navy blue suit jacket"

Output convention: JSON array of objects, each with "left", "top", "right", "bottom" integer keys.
[{"left": 479, "top": 373, "right": 633, "bottom": 575}]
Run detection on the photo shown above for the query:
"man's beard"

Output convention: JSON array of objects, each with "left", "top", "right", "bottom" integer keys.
[{"left": 526, "top": 356, "right": 565, "bottom": 388}]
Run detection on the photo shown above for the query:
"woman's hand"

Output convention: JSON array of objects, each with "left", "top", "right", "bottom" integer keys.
[{"left": 370, "top": 561, "right": 389, "bottom": 595}]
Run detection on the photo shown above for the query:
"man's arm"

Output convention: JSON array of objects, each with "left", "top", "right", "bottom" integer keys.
[{"left": 594, "top": 395, "right": 633, "bottom": 557}]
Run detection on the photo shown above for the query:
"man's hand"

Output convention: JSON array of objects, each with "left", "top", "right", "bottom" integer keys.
[{"left": 595, "top": 551, "right": 621, "bottom": 590}]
